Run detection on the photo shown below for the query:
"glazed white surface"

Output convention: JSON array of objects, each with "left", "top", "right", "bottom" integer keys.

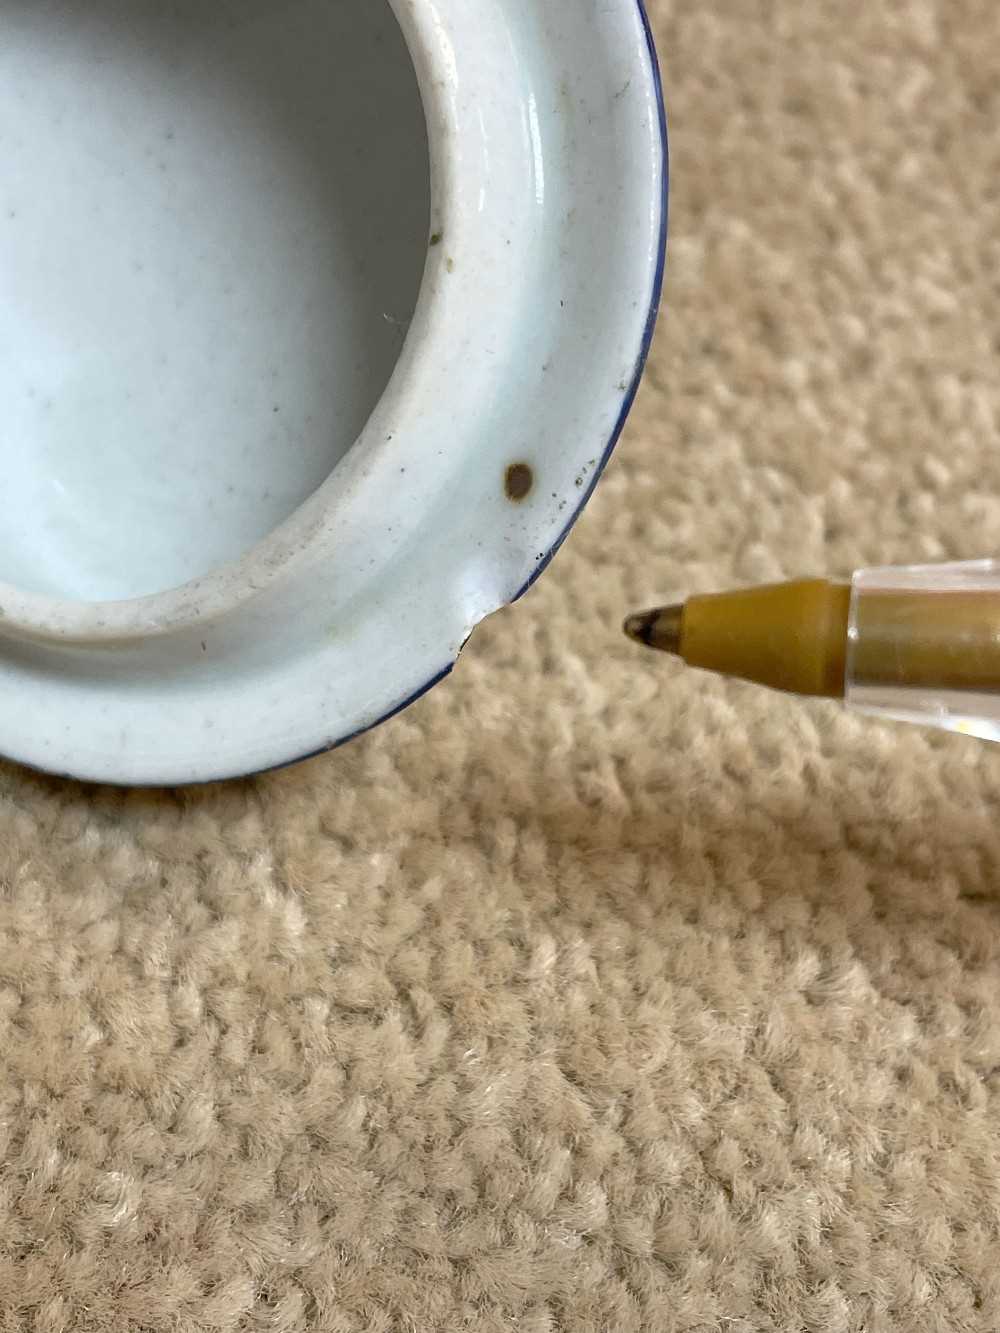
[
  {"left": 0, "top": 0, "right": 428, "bottom": 601},
  {"left": 0, "top": 0, "right": 666, "bottom": 784}
]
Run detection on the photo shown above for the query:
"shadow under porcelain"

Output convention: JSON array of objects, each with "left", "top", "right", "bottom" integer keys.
[{"left": 0, "top": 0, "right": 430, "bottom": 603}]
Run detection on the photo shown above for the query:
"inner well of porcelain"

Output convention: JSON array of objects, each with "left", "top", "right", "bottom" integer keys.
[{"left": 0, "top": 0, "right": 429, "bottom": 603}]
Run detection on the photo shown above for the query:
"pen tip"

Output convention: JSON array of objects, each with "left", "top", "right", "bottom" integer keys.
[
  {"left": 623, "top": 604, "right": 684, "bottom": 655},
  {"left": 623, "top": 611, "right": 657, "bottom": 646}
]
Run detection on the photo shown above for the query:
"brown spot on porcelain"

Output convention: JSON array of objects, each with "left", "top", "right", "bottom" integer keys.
[{"left": 505, "top": 462, "right": 534, "bottom": 501}]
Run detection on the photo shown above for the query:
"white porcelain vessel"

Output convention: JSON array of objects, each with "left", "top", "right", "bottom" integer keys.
[{"left": 0, "top": 0, "right": 667, "bottom": 784}]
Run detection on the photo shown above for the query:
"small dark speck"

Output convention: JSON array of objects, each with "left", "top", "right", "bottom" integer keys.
[
  {"left": 6, "top": 211, "right": 15, "bottom": 221},
  {"left": 575, "top": 476, "right": 584, "bottom": 487},
  {"left": 273, "top": 405, "right": 280, "bottom": 413},
  {"left": 400, "top": 466, "right": 406, "bottom": 474},
  {"left": 429, "top": 232, "right": 442, "bottom": 246},
  {"left": 446, "top": 257, "right": 455, "bottom": 273},
  {"left": 201, "top": 641, "right": 207, "bottom": 652},
  {"left": 560, "top": 299, "right": 565, "bottom": 308},
  {"left": 617, "top": 379, "right": 628, "bottom": 391},
  {"left": 505, "top": 462, "right": 534, "bottom": 501}
]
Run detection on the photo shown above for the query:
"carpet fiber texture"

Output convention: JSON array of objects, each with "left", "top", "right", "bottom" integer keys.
[{"left": 4, "top": 1, "right": 1000, "bottom": 1329}]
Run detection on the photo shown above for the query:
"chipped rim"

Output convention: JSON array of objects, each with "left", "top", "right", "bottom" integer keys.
[
  {"left": 0, "top": 0, "right": 669, "bottom": 786},
  {"left": 249, "top": 0, "right": 669, "bottom": 784}
]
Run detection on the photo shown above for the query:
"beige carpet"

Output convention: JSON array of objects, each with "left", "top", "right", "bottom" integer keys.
[{"left": 5, "top": 1, "right": 1000, "bottom": 1329}]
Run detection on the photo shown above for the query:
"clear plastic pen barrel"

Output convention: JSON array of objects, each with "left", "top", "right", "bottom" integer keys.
[{"left": 847, "top": 560, "right": 1000, "bottom": 741}]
